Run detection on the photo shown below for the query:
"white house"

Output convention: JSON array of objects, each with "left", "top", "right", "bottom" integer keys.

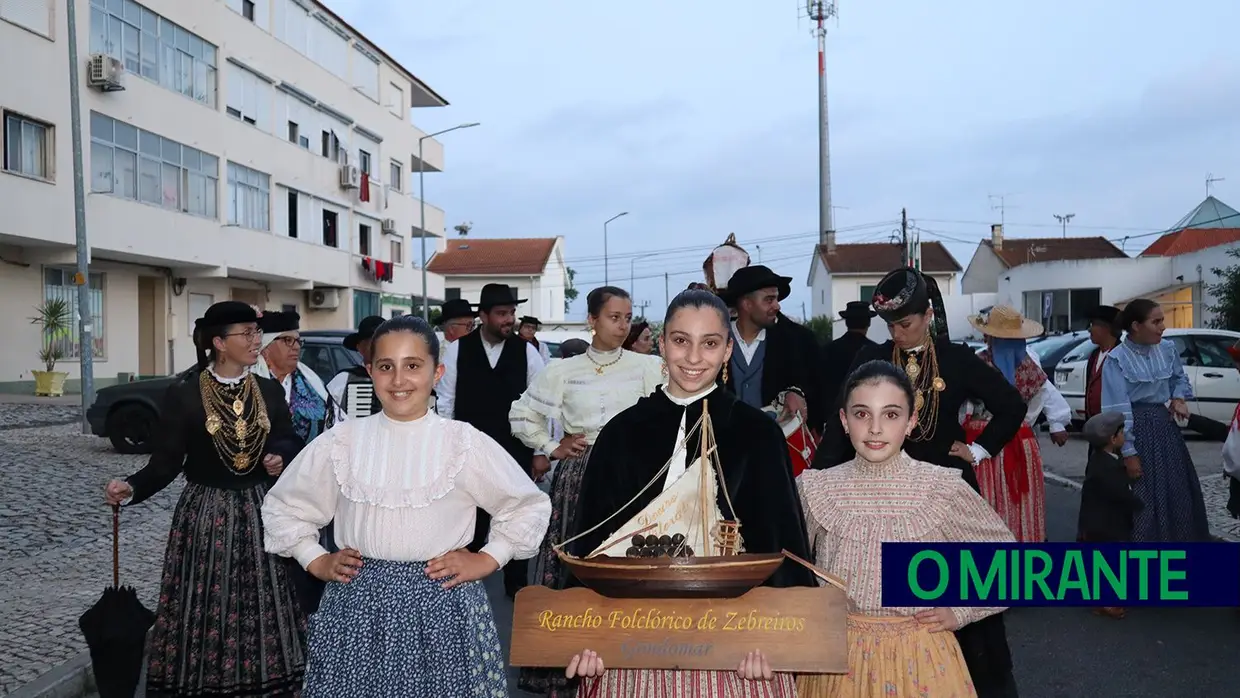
[
  {"left": 0, "top": 0, "right": 455, "bottom": 392},
  {"left": 807, "top": 234, "right": 962, "bottom": 337},
  {"left": 427, "top": 237, "right": 570, "bottom": 322},
  {"left": 961, "top": 225, "right": 1128, "bottom": 294}
]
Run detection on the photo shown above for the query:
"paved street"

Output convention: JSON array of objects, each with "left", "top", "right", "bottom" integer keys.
[{"left": 3, "top": 410, "right": 1238, "bottom": 697}]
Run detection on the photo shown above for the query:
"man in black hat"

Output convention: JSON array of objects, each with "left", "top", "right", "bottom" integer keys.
[
  {"left": 813, "top": 266, "right": 1026, "bottom": 698},
  {"left": 437, "top": 298, "right": 477, "bottom": 344},
  {"left": 517, "top": 315, "right": 552, "bottom": 363},
  {"left": 719, "top": 265, "right": 824, "bottom": 431},
  {"left": 437, "top": 283, "right": 547, "bottom": 598},
  {"left": 1083, "top": 305, "right": 1122, "bottom": 429},
  {"left": 326, "top": 315, "right": 384, "bottom": 419},
  {"left": 819, "top": 301, "right": 878, "bottom": 423}
]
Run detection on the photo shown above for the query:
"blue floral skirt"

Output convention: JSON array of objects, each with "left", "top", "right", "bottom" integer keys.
[
  {"left": 303, "top": 559, "right": 508, "bottom": 697},
  {"left": 1130, "top": 403, "right": 1211, "bottom": 542}
]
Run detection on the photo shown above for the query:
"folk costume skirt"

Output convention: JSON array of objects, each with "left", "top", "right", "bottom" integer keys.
[
  {"left": 575, "top": 669, "right": 797, "bottom": 698},
  {"left": 521, "top": 446, "right": 595, "bottom": 695},
  {"left": 302, "top": 559, "right": 507, "bottom": 697},
  {"left": 145, "top": 482, "right": 306, "bottom": 697},
  {"left": 796, "top": 615, "right": 976, "bottom": 698},
  {"left": 1130, "top": 403, "right": 1210, "bottom": 542},
  {"left": 966, "top": 419, "right": 1046, "bottom": 543}
]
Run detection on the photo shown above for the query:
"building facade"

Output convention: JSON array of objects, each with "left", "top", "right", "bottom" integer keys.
[
  {"left": 0, "top": 0, "right": 452, "bottom": 391},
  {"left": 807, "top": 236, "right": 961, "bottom": 321},
  {"left": 427, "top": 237, "right": 569, "bottom": 322},
  {"left": 961, "top": 226, "right": 1128, "bottom": 295}
]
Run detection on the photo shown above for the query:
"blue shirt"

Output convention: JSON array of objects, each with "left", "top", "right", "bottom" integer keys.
[{"left": 1100, "top": 338, "right": 1193, "bottom": 458}]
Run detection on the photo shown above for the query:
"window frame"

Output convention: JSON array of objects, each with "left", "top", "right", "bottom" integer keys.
[
  {"left": 389, "top": 160, "right": 402, "bottom": 192},
  {"left": 89, "top": 111, "right": 218, "bottom": 219},
  {"left": 226, "top": 161, "right": 271, "bottom": 231},
  {"left": 43, "top": 267, "right": 107, "bottom": 359},
  {"left": 89, "top": 0, "right": 217, "bottom": 107},
  {"left": 3, "top": 111, "right": 54, "bottom": 181}
]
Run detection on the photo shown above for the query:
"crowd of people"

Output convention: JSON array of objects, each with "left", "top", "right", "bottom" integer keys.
[{"left": 101, "top": 259, "right": 1227, "bottom": 697}]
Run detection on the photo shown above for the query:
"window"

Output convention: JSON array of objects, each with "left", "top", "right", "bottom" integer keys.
[
  {"left": 1, "top": 0, "right": 52, "bottom": 36},
  {"left": 44, "top": 268, "right": 106, "bottom": 358},
  {"left": 445, "top": 287, "right": 461, "bottom": 301},
  {"left": 227, "top": 162, "right": 270, "bottom": 230},
  {"left": 225, "top": 64, "right": 272, "bottom": 132},
  {"left": 286, "top": 190, "right": 298, "bottom": 238},
  {"left": 358, "top": 149, "right": 371, "bottom": 175},
  {"left": 359, "top": 223, "right": 371, "bottom": 256},
  {"left": 281, "top": 303, "right": 297, "bottom": 313},
  {"left": 1194, "top": 335, "right": 1238, "bottom": 369},
  {"left": 390, "top": 309, "right": 404, "bottom": 319},
  {"left": 90, "top": 111, "right": 218, "bottom": 218},
  {"left": 242, "top": 0, "right": 255, "bottom": 21},
  {"left": 388, "top": 82, "right": 404, "bottom": 118},
  {"left": 351, "top": 45, "right": 380, "bottom": 101},
  {"left": 321, "top": 130, "right": 344, "bottom": 162},
  {"left": 188, "top": 292, "right": 213, "bottom": 336},
  {"left": 89, "top": 0, "right": 217, "bottom": 106},
  {"left": 389, "top": 160, "right": 402, "bottom": 192},
  {"left": 3, "top": 112, "right": 52, "bottom": 180},
  {"left": 322, "top": 209, "right": 338, "bottom": 247},
  {"left": 309, "top": 14, "right": 349, "bottom": 80},
  {"left": 859, "top": 285, "right": 876, "bottom": 303},
  {"left": 1168, "top": 335, "right": 1196, "bottom": 366},
  {"left": 509, "top": 286, "right": 520, "bottom": 300},
  {"left": 390, "top": 238, "right": 403, "bottom": 265},
  {"left": 287, "top": 120, "right": 298, "bottom": 144},
  {"left": 353, "top": 290, "right": 380, "bottom": 322}
]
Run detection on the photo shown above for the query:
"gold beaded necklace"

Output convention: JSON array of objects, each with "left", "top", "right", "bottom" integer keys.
[
  {"left": 200, "top": 370, "right": 271, "bottom": 475},
  {"left": 894, "top": 336, "right": 947, "bottom": 442}
]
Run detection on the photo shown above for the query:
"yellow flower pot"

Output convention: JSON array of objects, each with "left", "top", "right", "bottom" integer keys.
[{"left": 32, "top": 370, "right": 68, "bottom": 397}]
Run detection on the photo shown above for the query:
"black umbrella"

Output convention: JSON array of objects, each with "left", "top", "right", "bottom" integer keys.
[{"left": 78, "top": 505, "right": 155, "bottom": 698}]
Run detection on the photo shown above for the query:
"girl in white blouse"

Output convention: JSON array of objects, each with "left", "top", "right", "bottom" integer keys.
[{"left": 262, "top": 315, "right": 551, "bottom": 697}]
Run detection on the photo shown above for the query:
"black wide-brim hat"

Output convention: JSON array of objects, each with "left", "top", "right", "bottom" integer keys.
[
  {"left": 438, "top": 298, "right": 476, "bottom": 324},
  {"left": 1084, "top": 304, "right": 1122, "bottom": 325},
  {"left": 195, "top": 301, "right": 258, "bottom": 332},
  {"left": 519, "top": 316, "right": 542, "bottom": 327},
  {"left": 871, "top": 267, "right": 931, "bottom": 323},
  {"left": 839, "top": 301, "right": 877, "bottom": 320},
  {"left": 719, "top": 265, "right": 792, "bottom": 306},
  {"left": 478, "top": 283, "right": 526, "bottom": 310},
  {"left": 258, "top": 310, "right": 300, "bottom": 335},
  {"left": 344, "top": 315, "right": 386, "bottom": 351}
]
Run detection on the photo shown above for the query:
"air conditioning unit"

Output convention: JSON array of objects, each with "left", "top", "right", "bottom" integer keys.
[
  {"left": 308, "top": 288, "right": 340, "bottom": 310},
  {"left": 338, "top": 165, "right": 360, "bottom": 190},
  {"left": 381, "top": 218, "right": 397, "bottom": 234},
  {"left": 87, "top": 54, "right": 125, "bottom": 92}
]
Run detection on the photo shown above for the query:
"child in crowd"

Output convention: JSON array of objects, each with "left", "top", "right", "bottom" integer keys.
[{"left": 1077, "top": 411, "right": 1143, "bottom": 619}]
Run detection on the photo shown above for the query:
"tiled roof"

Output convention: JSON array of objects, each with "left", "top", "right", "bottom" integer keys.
[
  {"left": 427, "top": 238, "right": 557, "bottom": 276},
  {"left": 983, "top": 236, "right": 1127, "bottom": 267},
  {"left": 817, "top": 241, "right": 962, "bottom": 274},
  {"left": 1140, "top": 228, "right": 1240, "bottom": 257}
]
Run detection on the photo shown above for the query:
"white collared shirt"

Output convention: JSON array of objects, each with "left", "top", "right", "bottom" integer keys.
[{"left": 730, "top": 321, "right": 766, "bottom": 365}]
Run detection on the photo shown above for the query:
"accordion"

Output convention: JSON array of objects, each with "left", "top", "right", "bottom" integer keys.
[{"left": 338, "top": 378, "right": 379, "bottom": 419}]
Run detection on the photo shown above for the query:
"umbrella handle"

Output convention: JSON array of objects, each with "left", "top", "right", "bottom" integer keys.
[{"left": 112, "top": 504, "right": 119, "bottom": 588}]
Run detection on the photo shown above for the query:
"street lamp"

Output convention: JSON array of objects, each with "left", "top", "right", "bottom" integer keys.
[
  {"left": 417, "top": 122, "right": 480, "bottom": 320},
  {"left": 603, "top": 212, "right": 629, "bottom": 285},
  {"left": 629, "top": 251, "right": 660, "bottom": 294}
]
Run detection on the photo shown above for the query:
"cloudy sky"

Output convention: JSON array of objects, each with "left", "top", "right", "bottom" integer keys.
[{"left": 329, "top": 0, "right": 1240, "bottom": 320}]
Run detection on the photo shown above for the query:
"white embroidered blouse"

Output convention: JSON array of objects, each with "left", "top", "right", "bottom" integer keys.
[
  {"left": 262, "top": 411, "right": 551, "bottom": 569},
  {"left": 796, "top": 452, "right": 1014, "bottom": 628}
]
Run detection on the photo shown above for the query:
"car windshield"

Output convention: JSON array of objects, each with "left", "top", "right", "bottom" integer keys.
[{"left": 1030, "top": 333, "right": 1085, "bottom": 359}]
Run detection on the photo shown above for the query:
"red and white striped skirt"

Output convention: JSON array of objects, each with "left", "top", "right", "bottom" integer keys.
[{"left": 965, "top": 420, "right": 1046, "bottom": 543}]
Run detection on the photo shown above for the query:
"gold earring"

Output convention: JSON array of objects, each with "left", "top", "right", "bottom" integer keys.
[
  {"left": 661, "top": 361, "right": 668, "bottom": 379},
  {"left": 722, "top": 363, "right": 729, "bottom": 383}
]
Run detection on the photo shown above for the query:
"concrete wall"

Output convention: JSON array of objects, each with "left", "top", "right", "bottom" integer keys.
[{"left": 961, "top": 245, "right": 1007, "bottom": 294}]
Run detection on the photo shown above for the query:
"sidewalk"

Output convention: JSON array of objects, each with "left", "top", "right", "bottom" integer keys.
[{"left": 0, "top": 395, "right": 82, "bottom": 405}]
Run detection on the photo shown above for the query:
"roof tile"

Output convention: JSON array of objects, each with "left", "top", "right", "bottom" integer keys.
[
  {"left": 1140, "top": 228, "right": 1240, "bottom": 257},
  {"left": 984, "top": 236, "right": 1127, "bottom": 267},
  {"left": 427, "top": 238, "right": 557, "bottom": 276},
  {"left": 817, "top": 241, "right": 962, "bottom": 274}
]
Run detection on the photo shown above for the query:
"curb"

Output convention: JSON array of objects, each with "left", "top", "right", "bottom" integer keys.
[{"left": 5, "top": 652, "right": 94, "bottom": 698}]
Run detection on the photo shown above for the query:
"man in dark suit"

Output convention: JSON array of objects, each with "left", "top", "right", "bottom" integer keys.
[
  {"left": 1083, "top": 305, "right": 1122, "bottom": 429},
  {"left": 818, "top": 301, "right": 878, "bottom": 429}
]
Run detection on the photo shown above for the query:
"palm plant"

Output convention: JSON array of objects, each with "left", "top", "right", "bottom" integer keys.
[{"left": 30, "top": 298, "right": 71, "bottom": 372}]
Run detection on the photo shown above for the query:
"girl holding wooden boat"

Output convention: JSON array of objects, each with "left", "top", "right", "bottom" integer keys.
[
  {"left": 261, "top": 315, "right": 552, "bottom": 697},
  {"left": 511, "top": 286, "right": 664, "bottom": 696},
  {"left": 797, "top": 360, "right": 1015, "bottom": 697},
  {"left": 564, "top": 288, "right": 817, "bottom": 697}
]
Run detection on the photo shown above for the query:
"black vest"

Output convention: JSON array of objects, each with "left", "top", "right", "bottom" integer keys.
[{"left": 454, "top": 330, "right": 534, "bottom": 469}]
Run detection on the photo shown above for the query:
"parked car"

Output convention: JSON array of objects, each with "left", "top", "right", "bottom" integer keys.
[
  {"left": 1055, "top": 328, "right": 1240, "bottom": 427},
  {"left": 1028, "top": 331, "right": 1091, "bottom": 384},
  {"left": 87, "top": 331, "right": 362, "bottom": 454}
]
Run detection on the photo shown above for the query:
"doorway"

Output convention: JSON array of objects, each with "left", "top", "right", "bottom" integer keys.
[{"left": 137, "top": 277, "right": 162, "bottom": 376}]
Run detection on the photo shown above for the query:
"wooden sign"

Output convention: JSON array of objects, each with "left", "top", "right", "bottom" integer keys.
[{"left": 509, "top": 585, "right": 848, "bottom": 673}]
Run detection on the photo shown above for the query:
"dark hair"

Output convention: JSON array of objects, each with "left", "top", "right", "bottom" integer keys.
[
  {"left": 663, "top": 289, "right": 730, "bottom": 328},
  {"left": 368, "top": 315, "right": 441, "bottom": 366},
  {"left": 623, "top": 320, "right": 650, "bottom": 350},
  {"left": 194, "top": 323, "right": 242, "bottom": 369},
  {"left": 1119, "top": 298, "right": 1159, "bottom": 334},
  {"left": 560, "top": 338, "right": 589, "bottom": 358},
  {"left": 844, "top": 315, "right": 871, "bottom": 331},
  {"left": 586, "top": 286, "right": 631, "bottom": 317},
  {"left": 842, "top": 360, "right": 917, "bottom": 412}
]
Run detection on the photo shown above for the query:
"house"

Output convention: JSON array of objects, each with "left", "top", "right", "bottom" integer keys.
[
  {"left": 961, "top": 226, "right": 1128, "bottom": 294},
  {"left": 0, "top": 0, "right": 454, "bottom": 392},
  {"left": 427, "top": 238, "right": 569, "bottom": 322},
  {"left": 807, "top": 233, "right": 962, "bottom": 321},
  {"left": 994, "top": 196, "right": 1240, "bottom": 330}
]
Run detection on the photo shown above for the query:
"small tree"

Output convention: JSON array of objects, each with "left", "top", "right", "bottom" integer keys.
[
  {"left": 30, "top": 298, "right": 71, "bottom": 372},
  {"left": 1206, "top": 246, "right": 1240, "bottom": 330},
  {"left": 804, "top": 315, "right": 834, "bottom": 347},
  {"left": 564, "top": 267, "right": 579, "bottom": 314}
]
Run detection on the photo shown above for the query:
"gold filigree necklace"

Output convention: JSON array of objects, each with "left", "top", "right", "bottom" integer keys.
[
  {"left": 586, "top": 347, "right": 624, "bottom": 375},
  {"left": 894, "top": 337, "right": 946, "bottom": 442},
  {"left": 200, "top": 370, "right": 271, "bottom": 475}
]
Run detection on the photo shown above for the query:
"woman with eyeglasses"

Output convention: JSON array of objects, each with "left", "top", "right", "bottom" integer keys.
[{"left": 104, "top": 301, "right": 308, "bottom": 697}]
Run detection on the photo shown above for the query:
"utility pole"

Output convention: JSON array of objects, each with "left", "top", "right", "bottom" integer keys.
[
  {"left": 664, "top": 272, "right": 669, "bottom": 309},
  {"left": 635, "top": 300, "right": 650, "bottom": 320},
  {"left": 806, "top": 0, "right": 837, "bottom": 247},
  {"left": 66, "top": 0, "right": 94, "bottom": 430},
  {"left": 900, "top": 208, "right": 909, "bottom": 267},
  {"left": 1053, "top": 213, "right": 1075, "bottom": 238}
]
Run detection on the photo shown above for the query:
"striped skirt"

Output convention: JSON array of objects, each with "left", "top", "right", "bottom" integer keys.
[
  {"left": 576, "top": 670, "right": 797, "bottom": 697},
  {"left": 1130, "top": 403, "right": 1211, "bottom": 542},
  {"left": 303, "top": 559, "right": 507, "bottom": 697},
  {"left": 796, "top": 615, "right": 976, "bottom": 698},
  {"left": 145, "top": 482, "right": 306, "bottom": 697},
  {"left": 520, "top": 446, "right": 595, "bottom": 696},
  {"left": 966, "top": 419, "right": 1046, "bottom": 543}
]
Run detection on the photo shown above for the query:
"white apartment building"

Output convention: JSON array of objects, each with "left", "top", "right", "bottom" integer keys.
[{"left": 0, "top": 0, "right": 452, "bottom": 391}]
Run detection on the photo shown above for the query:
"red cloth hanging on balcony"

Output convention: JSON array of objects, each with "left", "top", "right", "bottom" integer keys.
[{"left": 359, "top": 172, "right": 371, "bottom": 202}]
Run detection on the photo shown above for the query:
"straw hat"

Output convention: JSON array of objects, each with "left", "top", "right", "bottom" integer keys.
[{"left": 968, "top": 305, "right": 1043, "bottom": 339}]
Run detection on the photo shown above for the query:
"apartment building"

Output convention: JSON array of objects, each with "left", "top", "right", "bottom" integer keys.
[{"left": 0, "top": 0, "right": 452, "bottom": 391}]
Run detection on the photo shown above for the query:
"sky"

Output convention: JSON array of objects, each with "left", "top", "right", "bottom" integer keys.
[{"left": 328, "top": 0, "right": 1240, "bottom": 321}]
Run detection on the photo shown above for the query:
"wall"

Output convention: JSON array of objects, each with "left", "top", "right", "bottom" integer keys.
[
  {"left": 446, "top": 274, "right": 564, "bottom": 322},
  {"left": 961, "top": 246, "right": 1007, "bottom": 294}
]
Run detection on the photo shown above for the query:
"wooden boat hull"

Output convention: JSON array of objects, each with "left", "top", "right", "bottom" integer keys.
[{"left": 558, "top": 552, "right": 784, "bottom": 599}]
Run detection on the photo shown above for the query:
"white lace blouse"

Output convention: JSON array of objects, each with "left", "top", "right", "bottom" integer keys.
[{"left": 262, "top": 411, "right": 551, "bottom": 569}]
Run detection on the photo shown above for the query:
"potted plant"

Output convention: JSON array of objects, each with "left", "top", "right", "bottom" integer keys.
[{"left": 30, "top": 298, "right": 71, "bottom": 397}]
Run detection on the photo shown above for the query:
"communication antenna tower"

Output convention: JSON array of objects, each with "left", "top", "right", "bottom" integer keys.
[{"left": 804, "top": 0, "right": 838, "bottom": 247}]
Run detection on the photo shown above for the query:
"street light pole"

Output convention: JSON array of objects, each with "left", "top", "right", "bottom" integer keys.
[
  {"left": 65, "top": 0, "right": 94, "bottom": 431},
  {"left": 417, "top": 122, "right": 479, "bottom": 320},
  {"left": 603, "top": 212, "right": 628, "bottom": 286},
  {"left": 630, "top": 252, "right": 659, "bottom": 294}
]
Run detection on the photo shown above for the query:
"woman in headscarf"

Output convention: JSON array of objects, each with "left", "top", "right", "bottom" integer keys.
[
  {"left": 623, "top": 319, "right": 655, "bottom": 354},
  {"left": 965, "top": 305, "right": 1072, "bottom": 543},
  {"left": 253, "top": 309, "right": 340, "bottom": 443},
  {"left": 103, "top": 301, "right": 306, "bottom": 697}
]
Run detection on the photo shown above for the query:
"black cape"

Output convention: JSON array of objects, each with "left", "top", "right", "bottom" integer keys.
[
  {"left": 723, "top": 313, "right": 825, "bottom": 433},
  {"left": 818, "top": 330, "right": 878, "bottom": 428},
  {"left": 570, "top": 387, "right": 816, "bottom": 589}
]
